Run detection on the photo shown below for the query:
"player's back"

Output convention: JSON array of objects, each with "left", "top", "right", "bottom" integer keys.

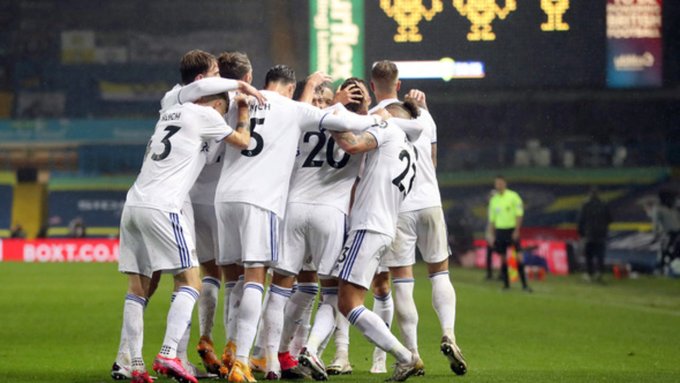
[
  {"left": 287, "top": 126, "right": 360, "bottom": 215},
  {"left": 216, "top": 90, "right": 325, "bottom": 217},
  {"left": 127, "top": 103, "right": 230, "bottom": 213},
  {"left": 401, "top": 108, "right": 441, "bottom": 211},
  {"left": 350, "top": 120, "right": 417, "bottom": 238}
]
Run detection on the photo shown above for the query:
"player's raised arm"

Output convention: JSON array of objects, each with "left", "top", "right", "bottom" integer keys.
[
  {"left": 389, "top": 118, "right": 423, "bottom": 143},
  {"left": 298, "top": 71, "right": 332, "bottom": 104},
  {"left": 223, "top": 94, "right": 251, "bottom": 149},
  {"left": 319, "top": 110, "right": 383, "bottom": 133}
]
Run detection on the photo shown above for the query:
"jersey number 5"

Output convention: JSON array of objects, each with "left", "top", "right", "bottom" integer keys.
[
  {"left": 241, "top": 117, "right": 265, "bottom": 157},
  {"left": 151, "top": 125, "right": 181, "bottom": 161},
  {"left": 392, "top": 149, "right": 416, "bottom": 197}
]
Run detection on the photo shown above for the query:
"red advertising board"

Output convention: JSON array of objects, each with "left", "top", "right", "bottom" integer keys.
[
  {"left": 474, "top": 239, "right": 569, "bottom": 275},
  {"left": 0, "top": 239, "right": 119, "bottom": 263}
]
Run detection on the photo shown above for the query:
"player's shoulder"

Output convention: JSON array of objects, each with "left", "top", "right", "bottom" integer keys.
[{"left": 180, "top": 103, "right": 225, "bottom": 125}]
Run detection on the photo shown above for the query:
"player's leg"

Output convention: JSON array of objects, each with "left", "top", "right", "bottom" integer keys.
[
  {"left": 335, "top": 230, "right": 422, "bottom": 382},
  {"left": 122, "top": 274, "right": 152, "bottom": 380},
  {"left": 261, "top": 271, "right": 299, "bottom": 379},
  {"left": 297, "top": 278, "right": 338, "bottom": 381},
  {"left": 193, "top": 203, "right": 223, "bottom": 374},
  {"left": 153, "top": 267, "right": 201, "bottom": 383},
  {"left": 391, "top": 266, "right": 419, "bottom": 359},
  {"left": 288, "top": 272, "right": 319, "bottom": 357},
  {"left": 338, "top": 279, "right": 422, "bottom": 382},
  {"left": 514, "top": 240, "right": 531, "bottom": 291},
  {"left": 369, "top": 271, "right": 392, "bottom": 373}
]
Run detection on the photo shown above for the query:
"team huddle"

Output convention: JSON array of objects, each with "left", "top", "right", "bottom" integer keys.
[{"left": 112, "top": 50, "right": 466, "bottom": 383}]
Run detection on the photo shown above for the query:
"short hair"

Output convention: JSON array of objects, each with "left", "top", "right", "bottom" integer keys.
[
  {"left": 371, "top": 60, "right": 399, "bottom": 91},
  {"left": 339, "top": 77, "right": 368, "bottom": 113},
  {"left": 385, "top": 100, "right": 420, "bottom": 119},
  {"left": 315, "top": 81, "right": 333, "bottom": 95},
  {"left": 218, "top": 51, "right": 252, "bottom": 80},
  {"left": 292, "top": 79, "right": 307, "bottom": 101},
  {"left": 264, "top": 65, "right": 296, "bottom": 87},
  {"left": 180, "top": 49, "right": 216, "bottom": 85}
]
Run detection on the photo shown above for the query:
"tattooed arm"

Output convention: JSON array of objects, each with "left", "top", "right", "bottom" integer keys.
[{"left": 330, "top": 130, "right": 378, "bottom": 155}]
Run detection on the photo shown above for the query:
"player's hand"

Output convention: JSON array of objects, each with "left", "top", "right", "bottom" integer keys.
[
  {"left": 405, "top": 89, "right": 427, "bottom": 109},
  {"left": 512, "top": 228, "right": 520, "bottom": 241},
  {"left": 233, "top": 93, "right": 249, "bottom": 108},
  {"left": 306, "top": 71, "right": 332, "bottom": 88},
  {"left": 237, "top": 81, "right": 266, "bottom": 105},
  {"left": 371, "top": 108, "right": 392, "bottom": 122},
  {"left": 333, "top": 83, "right": 363, "bottom": 106}
]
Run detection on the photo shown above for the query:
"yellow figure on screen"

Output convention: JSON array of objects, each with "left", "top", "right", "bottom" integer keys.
[
  {"left": 380, "top": 0, "right": 444, "bottom": 42},
  {"left": 541, "top": 0, "right": 570, "bottom": 31},
  {"left": 453, "top": 0, "right": 517, "bottom": 41}
]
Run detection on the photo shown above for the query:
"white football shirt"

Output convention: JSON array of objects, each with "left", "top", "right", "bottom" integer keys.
[
  {"left": 126, "top": 103, "right": 233, "bottom": 213},
  {"left": 371, "top": 98, "right": 441, "bottom": 212},
  {"left": 286, "top": 106, "right": 361, "bottom": 215},
  {"left": 349, "top": 120, "right": 418, "bottom": 238},
  {"left": 215, "top": 90, "right": 378, "bottom": 217}
]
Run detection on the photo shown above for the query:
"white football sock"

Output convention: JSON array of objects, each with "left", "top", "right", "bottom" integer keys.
[
  {"left": 235, "top": 282, "right": 264, "bottom": 364},
  {"left": 225, "top": 276, "right": 244, "bottom": 343},
  {"left": 252, "top": 288, "right": 270, "bottom": 359},
  {"left": 333, "top": 312, "right": 350, "bottom": 357},
  {"left": 430, "top": 271, "right": 456, "bottom": 340},
  {"left": 393, "top": 278, "right": 419, "bottom": 355},
  {"left": 372, "top": 292, "right": 393, "bottom": 362},
  {"left": 198, "top": 276, "right": 220, "bottom": 339},
  {"left": 281, "top": 283, "right": 318, "bottom": 354},
  {"left": 123, "top": 294, "right": 147, "bottom": 371},
  {"left": 262, "top": 284, "right": 292, "bottom": 372},
  {"left": 347, "top": 305, "right": 411, "bottom": 364},
  {"left": 305, "top": 287, "right": 338, "bottom": 355},
  {"left": 160, "top": 287, "right": 199, "bottom": 359}
]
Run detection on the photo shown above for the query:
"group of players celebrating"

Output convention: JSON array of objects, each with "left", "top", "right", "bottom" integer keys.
[{"left": 111, "top": 49, "right": 467, "bottom": 383}]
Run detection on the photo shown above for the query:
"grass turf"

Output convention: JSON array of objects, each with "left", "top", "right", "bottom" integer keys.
[{"left": 1, "top": 263, "right": 679, "bottom": 383}]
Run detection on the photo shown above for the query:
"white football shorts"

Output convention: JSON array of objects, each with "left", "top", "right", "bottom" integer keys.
[
  {"left": 216, "top": 202, "right": 280, "bottom": 266},
  {"left": 331, "top": 229, "right": 392, "bottom": 289},
  {"left": 275, "top": 202, "right": 347, "bottom": 277},
  {"left": 381, "top": 206, "right": 449, "bottom": 267},
  {"left": 192, "top": 203, "right": 219, "bottom": 264},
  {"left": 118, "top": 205, "right": 198, "bottom": 278}
]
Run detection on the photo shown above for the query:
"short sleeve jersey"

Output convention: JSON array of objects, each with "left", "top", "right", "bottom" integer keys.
[
  {"left": 350, "top": 120, "right": 417, "bottom": 238},
  {"left": 215, "top": 90, "right": 330, "bottom": 217},
  {"left": 488, "top": 189, "right": 524, "bottom": 229},
  {"left": 286, "top": 107, "right": 361, "bottom": 215},
  {"left": 126, "top": 103, "right": 232, "bottom": 213}
]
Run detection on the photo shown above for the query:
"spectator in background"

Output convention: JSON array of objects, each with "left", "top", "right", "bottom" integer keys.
[
  {"left": 487, "top": 176, "right": 531, "bottom": 292},
  {"left": 10, "top": 224, "right": 26, "bottom": 238},
  {"left": 36, "top": 224, "right": 49, "bottom": 239},
  {"left": 577, "top": 187, "right": 612, "bottom": 283},
  {"left": 647, "top": 189, "right": 680, "bottom": 274},
  {"left": 69, "top": 218, "right": 86, "bottom": 238}
]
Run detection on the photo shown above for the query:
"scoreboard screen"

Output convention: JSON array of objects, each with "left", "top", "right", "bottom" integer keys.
[{"left": 364, "top": 1, "right": 607, "bottom": 89}]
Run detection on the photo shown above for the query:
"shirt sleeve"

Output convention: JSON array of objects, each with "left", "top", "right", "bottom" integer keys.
[
  {"left": 488, "top": 199, "right": 496, "bottom": 223},
  {"left": 513, "top": 193, "right": 524, "bottom": 217},
  {"left": 317, "top": 105, "right": 382, "bottom": 132},
  {"left": 197, "top": 106, "right": 234, "bottom": 141},
  {"left": 389, "top": 118, "right": 423, "bottom": 142},
  {"left": 418, "top": 109, "right": 437, "bottom": 144},
  {"left": 178, "top": 78, "right": 239, "bottom": 104}
]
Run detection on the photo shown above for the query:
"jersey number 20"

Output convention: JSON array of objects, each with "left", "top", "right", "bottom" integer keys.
[{"left": 301, "top": 131, "right": 350, "bottom": 169}]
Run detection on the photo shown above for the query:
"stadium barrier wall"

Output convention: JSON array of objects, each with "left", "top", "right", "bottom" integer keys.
[
  {"left": 473, "top": 239, "right": 569, "bottom": 275},
  {"left": 0, "top": 239, "right": 119, "bottom": 263}
]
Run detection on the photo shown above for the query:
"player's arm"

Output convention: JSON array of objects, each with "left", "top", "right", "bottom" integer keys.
[
  {"left": 223, "top": 95, "right": 251, "bottom": 149},
  {"left": 298, "top": 71, "right": 332, "bottom": 104},
  {"left": 179, "top": 77, "right": 266, "bottom": 105},
  {"left": 389, "top": 117, "right": 423, "bottom": 142},
  {"left": 431, "top": 143, "right": 438, "bottom": 168},
  {"left": 513, "top": 194, "right": 524, "bottom": 240},
  {"left": 330, "top": 131, "right": 377, "bottom": 155},
  {"left": 405, "top": 89, "right": 428, "bottom": 110},
  {"left": 319, "top": 109, "right": 385, "bottom": 133}
]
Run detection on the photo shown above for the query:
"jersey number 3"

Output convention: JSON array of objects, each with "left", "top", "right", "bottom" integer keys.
[{"left": 151, "top": 125, "right": 181, "bottom": 161}]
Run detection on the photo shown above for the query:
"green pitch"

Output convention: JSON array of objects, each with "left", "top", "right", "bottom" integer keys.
[{"left": 1, "top": 263, "right": 679, "bottom": 383}]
